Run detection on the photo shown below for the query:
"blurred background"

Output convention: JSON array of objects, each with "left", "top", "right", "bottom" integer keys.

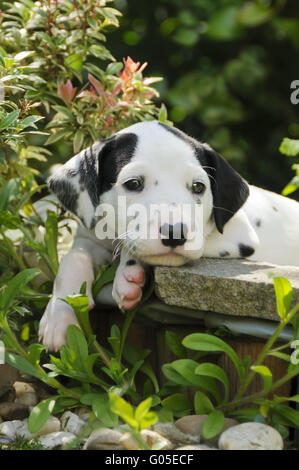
[{"left": 108, "top": 0, "right": 299, "bottom": 198}]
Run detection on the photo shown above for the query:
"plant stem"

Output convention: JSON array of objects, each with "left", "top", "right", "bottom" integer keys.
[
  {"left": 93, "top": 339, "right": 111, "bottom": 368},
  {"left": 219, "top": 363, "right": 299, "bottom": 414},
  {"left": 234, "top": 303, "right": 299, "bottom": 402},
  {"left": 0, "top": 228, "right": 27, "bottom": 271}
]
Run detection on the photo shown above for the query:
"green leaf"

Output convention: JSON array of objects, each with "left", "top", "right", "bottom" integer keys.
[
  {"left": 194, "top": 390, "right": 214, "bottom": 415},
  {"left": 165, "top": 331, "right": 187, "bottom": 358},
  {"left": 195, "top": 363, "right": 230, "bottom": 403},
  {"left": 182, "top": 333, "right": 243, "bottom": 379},
  {"left": 109, "top": 393, "right": 136, "bottom": 428},
  {"left": 268, "top": 351, "right": 290, "bottom": 362},
  {"left": 14, "top": 51, "right": 35, "bottom": 61},
  {"left": 65, "top": 294, "right": 92, "bottom": 338},
  {"left": 135, "top": 397, "right": 152, "bottom": 422},
  {"left": 169, "top": 359, "right": 221, "bottom": 403},
  {"left": 238, "top": 3, "right": 273, "bottom": 27},
  {"left": 202, "top": 410, "right": 225, "bottom": 439},
  {"left": 65, "top": 53, "right": 83, "bottom": 72},
  {"left": 0, "top": 269, "right": 40, "bottom": 313},
  {"left": 0, "top": 110, "right": 19, "bottom": 131},
  {"left": 52, "top": 106, "right": 74, "bottom": 121},
  {"left": 0, "top": 179, "right": 21, "bottom": 211},
  {"left": 53, "top": 397, "right": 79, "bottom": 414},
  {"left": 89, "top": 44, "right": 114, "bottom": 60},
  {"left": 279, "top": 138, "right": 299, "bottom": 156},
  {"left": 161, "top": 393, "right": 191, "bottom": 413},
  {"left": 45, "top": 211, "right": 59, "bottom": 276},
  {"left": 251, "top": 365, "right": 272, "bottom": 393},
  {"left": 5, "top": 352, "right": 41, "bottom": 379},
  {"left": 92, "top": 263, "right": 118, "bottom": 298},
  {"left": 19, "top": 115, "right": 43, "bottom": 129},
  {"left": 275, "top": 404, "right": 299, "bottom": 427},
  {"left": 162, "top": 363, "right": 191, "bottom": 386},
  {"left": 28, "top": 398, "right": 57, "bottom": 433},
  {"left": 157, "top": 407, "right": 174, "bottom": 423},
  {"left": 27, "top": 343, "right": 45, "bottom": 366},
  {"left": 207, "top": 7, "right": 243, "bottom": 41},
  {"left": 139, "top": 411, "right": 158, "bottom": 430},
  {"left": 0, "top": 210, "right": 21, "bottom": 228},
  {"left": 92, "top": 393, "right": 118, "bottom": 427},
  {"left": 230, "top": 407, "right": 259, "bottom": 421},
  {"left": 73, "top": 129, "right": 85, "bottom": 154},
  {"left": 282, "top": 176, "right": 299, "bottom": 196},
  {"left": 66, "top": 325, "right": 88, "bottom": 366},
  {"left": 84, "top": 353, "right": 101, "bottom": 382},
  {"left": 273, "top": 277, "right": 292, "bottom": 321},
  {"left": 106, "top": 62, "right": 123, "bottom": 75},
  {"left": 44, "top": 130, "right": 72, "bottom": 145}
]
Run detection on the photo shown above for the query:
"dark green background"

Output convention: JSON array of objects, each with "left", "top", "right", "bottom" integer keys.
[{"left": 109, "top": 0, "right": 299, "bottom": 199}]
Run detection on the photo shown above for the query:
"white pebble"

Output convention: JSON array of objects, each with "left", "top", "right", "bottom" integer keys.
[
  {"left": 15, "top": 392, "right": 38, "bottom": 408},
  {"left": 38, "top": 431, "right": 76, "bottom": 449},
  {"left": 219, "top": 422, "right": 283, "bottom": 450},
  {"left": 60, "top": 411, "right": 86, "bottom": 436},
  {"left": 13, "top": 382, "right": 35, "bottom": 397},
  {"left": 0, "top": 420, "right": 23, "bottom": 439},
  {"left": 120, "top": 430, "right": 173, "bottom": 450}
]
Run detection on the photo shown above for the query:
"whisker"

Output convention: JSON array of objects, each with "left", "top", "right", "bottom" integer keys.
[
  {"left": 213, "top": 205, "right": 233, "bottom": 214},
  {"left": 207, "top": 173, "right": 217, "bottom": 187},
  {"left": 202, "top": 165, "right": 216, "bottom": 172}
]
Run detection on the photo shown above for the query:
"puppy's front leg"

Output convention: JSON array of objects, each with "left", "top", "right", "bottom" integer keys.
[
  {"left": 39, "top": 237, "right": 103, "bottom": 352},
  {"left": 112, "top": 250, "right": 145, "bottom": 311}
]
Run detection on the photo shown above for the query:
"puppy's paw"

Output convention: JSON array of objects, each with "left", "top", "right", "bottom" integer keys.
[
  {"left": 38, "top": 297, "right": 81, "bottom": 352},
  {"left": 112, "top": 260, "right": 145, "bottom": 311}
]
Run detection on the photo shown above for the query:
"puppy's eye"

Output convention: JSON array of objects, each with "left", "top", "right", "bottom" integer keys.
[
  {"left": 192, "top": 181, "right": 205, "bottom": 194},
  {"left": 123, "top": 178, "right": 144, "bottom": 192}
]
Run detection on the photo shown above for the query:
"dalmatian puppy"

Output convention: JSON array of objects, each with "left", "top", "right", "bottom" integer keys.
[{"left": 39, "top": 121, "right": 299, "bottom": 351}]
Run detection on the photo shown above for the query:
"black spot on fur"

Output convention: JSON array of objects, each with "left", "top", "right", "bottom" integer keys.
[
  {"left": 255, "top": 219, "right": 262, "bottom": 227},
  {"left": 159, "top": 122, "right": 249, "bottom": 234},
  {"left": 273, "top": 206, "right": 278, "bottom": 212},
  {"left": 219, "top": 251, "right": 230, "bottom": 257},
  {"left": 126, "top": 259, "right": 137, "bottom": 266},
  {"left": 239, "top": 243, "right": 255, "bottom": 258},
  {"left": 48, "top": 178, "right": 78, "bottom": 215},
  {"left": 78, "top": 145, "right": 100, "bottom": 207},
  {"left": 154, "top": 180, "right": 158, "bottom": 186},
  {"left": 48, "top": 133, "right": 138, "bottom": 227},
  {"left": 200, "top": 145, "right": 249, "bottom": 234},
  {"left": 99, "top": 133, "right": 138, "bottom": 195},
  {"left": 159, "top": 122, "right": 191, "bottom": 143}
]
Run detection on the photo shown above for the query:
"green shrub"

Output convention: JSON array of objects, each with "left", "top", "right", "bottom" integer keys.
[
  {"left": 1, "top": 266, "right": 299, "bottom": 445},
  {"left": 0, "top": 0, "right": 163, "bottom": 292},
  {"left": 279, "top": 137, "right": 299, "bottom": 196}
]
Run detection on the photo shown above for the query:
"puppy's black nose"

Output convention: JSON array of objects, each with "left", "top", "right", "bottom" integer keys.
[{"left": 160, "top": 223, "right": 187, "bottom": 248}]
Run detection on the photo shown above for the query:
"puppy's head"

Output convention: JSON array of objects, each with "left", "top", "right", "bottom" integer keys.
[{"left": 49, "top": 121, "right": 249, "bottom": 266}]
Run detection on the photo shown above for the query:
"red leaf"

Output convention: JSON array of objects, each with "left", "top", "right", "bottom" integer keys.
[{"left": 58, "top": 80, "right": 77, "bottom": 104}]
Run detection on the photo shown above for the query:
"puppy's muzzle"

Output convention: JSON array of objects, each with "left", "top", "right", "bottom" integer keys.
[{"left": 160, "top": 222, "right": 188, "bottom": 248}]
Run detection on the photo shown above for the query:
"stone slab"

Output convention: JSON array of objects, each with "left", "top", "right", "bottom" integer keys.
[{"left": 154, "top": 258, "right": 299, "bottom": 321}]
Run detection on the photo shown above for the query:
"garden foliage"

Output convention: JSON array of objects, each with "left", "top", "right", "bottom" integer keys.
[{"left": 110, "top": 0, "right": 299, "bottom": 194}]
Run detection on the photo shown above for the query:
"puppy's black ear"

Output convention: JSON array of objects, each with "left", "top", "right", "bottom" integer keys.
[
  {"left": 48, "top": 133, "right": 137, "bottom": 228},
  {"left": 202, "top": 144, "right": 249, "bottom": 234}
]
